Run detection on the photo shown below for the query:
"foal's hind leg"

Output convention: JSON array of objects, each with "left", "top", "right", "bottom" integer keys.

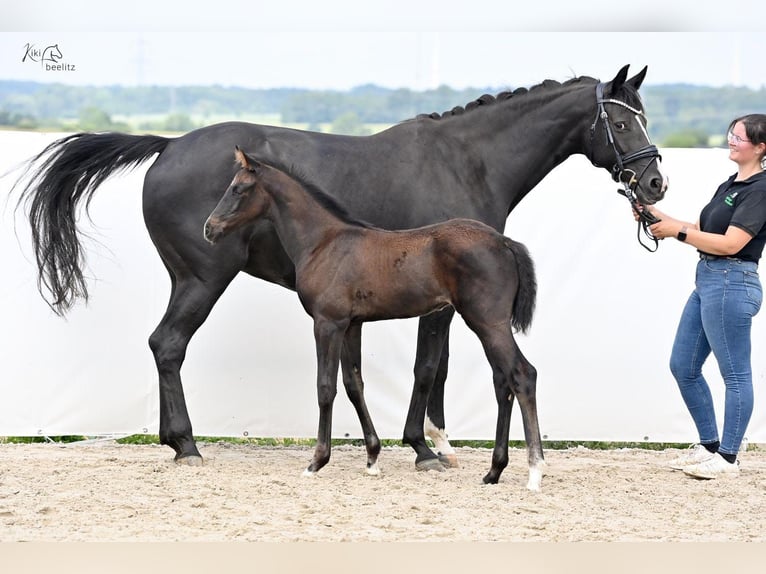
[
  {"left": 424, "top": 332, "right": 459, "bottom": 468},
  {"left": 472, "top": 324, "right": 544, "bottom": 490},
  {"left": 148, "top": 271, "right": 238, "bottom": 465},
  {"left": 340, "top": 322, "right": 382, "bottom": 475},
  {"left": 509, "top": 348, "right": 544, "bottom": 491}
]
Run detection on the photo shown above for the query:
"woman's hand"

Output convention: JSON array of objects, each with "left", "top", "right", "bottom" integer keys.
[
  {"left": 633, "top": 203, "right": 665, "bottom": 222},
  {"left": 648, "top": 218, "right": 681, "bottom": 240},
  {"left": 633, "top": 204, "right": 679, "bottom": 240}
]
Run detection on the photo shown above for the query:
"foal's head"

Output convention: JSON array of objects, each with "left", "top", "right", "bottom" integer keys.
[{"left": 204, "top": 146, "right": 276, "bottom": 244}]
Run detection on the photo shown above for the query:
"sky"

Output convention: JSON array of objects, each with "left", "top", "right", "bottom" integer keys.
[{"left": 1, "top": 2, "right": 765, "bottom": 92}]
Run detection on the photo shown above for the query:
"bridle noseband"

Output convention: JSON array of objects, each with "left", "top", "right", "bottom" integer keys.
[{"left": 590, "top": 82, "right": 662, "bottom": 252}]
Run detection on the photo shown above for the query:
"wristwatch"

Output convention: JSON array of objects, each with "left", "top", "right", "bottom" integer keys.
[{"left": 677, "top": 226, "right": 688, "bottom": 242}]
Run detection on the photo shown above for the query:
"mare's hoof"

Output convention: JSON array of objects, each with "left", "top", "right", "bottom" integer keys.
[
  {"left": 415, "top": 458, "right": 446, "bottom": 472},
  {"left": 302, "top": 467, "right": 317, "bottom": 477},
  {"left": 174, "top": 455, "right": 203, "bottom": 467},
  {"left": 438, "top": 452, "right": 459, "bottom": 468},
  {"left": 482, "top": 473, "right": 499, "bottom": 485},
  {"left": 366, "top": 462, "right": 381, "bottom": 476}
]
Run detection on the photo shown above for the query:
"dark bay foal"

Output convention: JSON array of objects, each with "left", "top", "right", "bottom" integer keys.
[{"left": 204, "top": 147, "right": 544, "bottom": 489}]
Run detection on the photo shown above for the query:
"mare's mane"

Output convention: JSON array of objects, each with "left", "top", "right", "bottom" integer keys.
[
  {"left": 250, "top": 156, "right": 375, "bottom": 229},
  {"left": 413, "top": 74, "right": 642, "bottom": 121}
]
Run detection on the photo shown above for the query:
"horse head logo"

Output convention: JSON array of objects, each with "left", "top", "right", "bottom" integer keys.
[{"left": 41, "top": 44, "right": 63, "bottom": 66}]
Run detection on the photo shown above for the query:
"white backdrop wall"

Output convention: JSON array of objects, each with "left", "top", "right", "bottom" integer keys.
[{"left": 2, "top": 131, "right": 765, "bottom": 443}]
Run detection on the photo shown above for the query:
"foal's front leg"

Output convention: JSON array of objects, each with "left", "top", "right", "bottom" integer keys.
[
  {"left": 340, "top": 322, "right": 382, "bottom": 475},
  {"left": 304, "top": 318, "right": 347, "bottom": 476}
]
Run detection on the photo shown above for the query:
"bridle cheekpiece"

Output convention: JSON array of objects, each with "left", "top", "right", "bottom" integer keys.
[{"left": 590, "top": 82, "right": 663, "bottom": 252}]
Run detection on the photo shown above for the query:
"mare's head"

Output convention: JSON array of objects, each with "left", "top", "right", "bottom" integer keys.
[
  {"left": 587, "top": 65, "right": 667, "bottom": 205},
  {"left": 587, "top": 65, "right": 668, "bottom": 204},
  {"left": 204, "top": 146, "right": 276, "bottom": 244}
]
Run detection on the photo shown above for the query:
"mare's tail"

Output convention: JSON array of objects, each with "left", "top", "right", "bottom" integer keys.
[
  {"left": 14, "top": 132, "right": 170, "bottom": 315},
  {"left": 508, "top": 239, "right": 537, "bottom": 334}
]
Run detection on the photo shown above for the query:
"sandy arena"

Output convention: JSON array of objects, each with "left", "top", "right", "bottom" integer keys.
[{"left": 1, "top": 441, "right": 765, "bottom": 542}]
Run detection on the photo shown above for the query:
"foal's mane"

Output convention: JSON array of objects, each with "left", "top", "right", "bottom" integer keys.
[
  {"left": 254, "top": 156, "right": 375, "bottom": 229},
  {"left": 413, "top": 74, "right": 642, "bottom": 121}
]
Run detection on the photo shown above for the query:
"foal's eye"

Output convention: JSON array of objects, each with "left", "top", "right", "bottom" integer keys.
[
  {"left": 614, "top": 121, "right": 627, "bottom": 130},
  {"left": 231, "top": 185, "right": 244, "bottom": 196}
]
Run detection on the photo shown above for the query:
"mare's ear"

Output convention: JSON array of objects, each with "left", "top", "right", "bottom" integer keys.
[
  {"left": 627, "top": 66, "right": 648, "bottom": 91},
  {"left": 606, "top": 64, "right": 630, "bottom": 95}
]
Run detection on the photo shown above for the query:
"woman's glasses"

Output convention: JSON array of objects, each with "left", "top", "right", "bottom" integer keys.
[{"left": 727, "top": 130, "right": 751, "bottom": 145}]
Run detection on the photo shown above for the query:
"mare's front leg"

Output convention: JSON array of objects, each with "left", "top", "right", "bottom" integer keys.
[
  {"left": 340, "top": 322, "right": 382, "bottom": 475},
  {"left": 402, "top": 309, "right": 455, "bottom": 472},
  {"left": 304, "top": 317, "right": 348, "bottom": 475}
]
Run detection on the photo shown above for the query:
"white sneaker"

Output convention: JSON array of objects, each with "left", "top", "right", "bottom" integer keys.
[
  {"left": 667, "top": 444, "right": 715, "bottom": 470},
  {"left": 683, "top": 453, "right": 740, "bottom": 479}
]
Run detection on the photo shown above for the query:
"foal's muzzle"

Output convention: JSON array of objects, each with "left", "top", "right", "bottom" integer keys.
[{"left": 203, "top": 218, "right": 224, "bottom": 244}]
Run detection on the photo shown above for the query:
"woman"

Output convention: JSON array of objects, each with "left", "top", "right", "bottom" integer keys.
[{"left": 642, "top": 114, "right": 766, "bottom": 479}]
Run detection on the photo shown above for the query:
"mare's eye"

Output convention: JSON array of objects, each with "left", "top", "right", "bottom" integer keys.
[
  {"left": 231, "top": 185, "right": 244, "bottom": 196},
  {"left": 614, "top": 121, "right": 627, "bottom": 130}
]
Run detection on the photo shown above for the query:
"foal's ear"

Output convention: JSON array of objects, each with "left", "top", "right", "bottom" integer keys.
[
  {"left": 234, "top": 146, "right": 250, "bottom": 169},
  {"left": 234, "top": 146, "right": 260, "bottom": 171}
]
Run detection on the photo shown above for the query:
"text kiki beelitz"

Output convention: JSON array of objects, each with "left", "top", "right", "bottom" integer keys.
[{"left": 22, "top": 43, "right": 76, "bottom": 72}]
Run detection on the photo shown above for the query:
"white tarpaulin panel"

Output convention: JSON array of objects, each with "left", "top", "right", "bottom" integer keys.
[{"left": 2, "top": 131, "right": 765, "bottom": 443}]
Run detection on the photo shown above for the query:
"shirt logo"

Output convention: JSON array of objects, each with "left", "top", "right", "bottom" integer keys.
[{"left": 725, "top": 191, "right": 739, "bottom": 206}]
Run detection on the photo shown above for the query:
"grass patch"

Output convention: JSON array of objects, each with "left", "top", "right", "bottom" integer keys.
[
  {"left": 0, "top": 435, "right": 88, "bottom": 444},
  {"left": 3, "top": 434, "right": 759, "bottom": 452}
]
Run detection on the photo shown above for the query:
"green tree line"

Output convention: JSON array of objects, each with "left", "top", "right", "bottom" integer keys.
[{"left": 1, "top": 80, "right": 763, "bottom": 146}]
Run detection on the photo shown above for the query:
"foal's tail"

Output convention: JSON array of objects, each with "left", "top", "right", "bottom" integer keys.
[
  {"left": 508, "top": 239, "right": 537, "bottom": 334},
  {"left": 14, "top": 132, "right": 171, "bottom": 315}
]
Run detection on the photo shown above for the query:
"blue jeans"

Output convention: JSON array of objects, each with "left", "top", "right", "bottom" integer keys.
[{"left": 669, "top": 257, "right": 762, "bottom": 456}]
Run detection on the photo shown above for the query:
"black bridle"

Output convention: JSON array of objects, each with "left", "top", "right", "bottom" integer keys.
[{"left": 590, "top": 82, "right": 663, "bottom": 252}]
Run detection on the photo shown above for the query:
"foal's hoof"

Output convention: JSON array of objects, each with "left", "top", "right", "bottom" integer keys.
[
  {"left": 302, "top": 467, "right": 317, "bottom": 477},
  {"left": 416, "top": 458, "right": 446, "bottom": 472},
  {"left": 174, "top": 455, "right": 204, "bottom": 467},
  {"left": 366, "top": 462, "right": 381, "bottom": 476},
  {"left": 438, "top": 452, "right": 459, "bottom": 468}
]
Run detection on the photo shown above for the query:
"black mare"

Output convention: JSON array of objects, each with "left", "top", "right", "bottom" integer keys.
[
  {"left": 205, "top": 148, "right": 543, "bottom": 488},
  {"left": 16, "top": 65, "right": 666, "bottom": 469}
]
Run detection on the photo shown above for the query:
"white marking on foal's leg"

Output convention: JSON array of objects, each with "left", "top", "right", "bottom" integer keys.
[
  {"left": 366, "top": 462, "right": 381, "bottom": 476},
  {"left": 425, "top": 416, "right": 458, "bottom": 467},
  {"left": 302, "top": 468, "right": 317, "bottom": 477},
  {"left": 526, "top": 461, "right": 546, "bottom": 491}
]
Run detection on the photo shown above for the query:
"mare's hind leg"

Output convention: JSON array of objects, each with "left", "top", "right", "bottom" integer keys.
[
  {"left": 402, "top": 309, "right": 455, "bottom": 472},
  {"left": 424, "top": 333, "right": 459, "bottom": 468},
  {"left": 304, "top": 317, "right": 347, "bottom": 475},
  {"left": 340, "top": 322, "right": 382, "bottom": 475},
  {"left": 472, "top": 324, "right": 544, "bottom": 490},
  {"left": 149, "top": 271, "right": 238, "bottom": 465}
]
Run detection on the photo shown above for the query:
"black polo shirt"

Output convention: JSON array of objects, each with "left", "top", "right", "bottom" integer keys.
[{"left": 698, "top": 171, "right": 766, "bottom": 262}]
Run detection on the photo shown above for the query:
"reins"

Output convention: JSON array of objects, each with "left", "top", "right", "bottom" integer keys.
[
  {"left": 591, "top": 82, "right": 662, "bottom": 252},
  {"left": 617, "top": 184, "right": 662, "bottom": 252}
]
